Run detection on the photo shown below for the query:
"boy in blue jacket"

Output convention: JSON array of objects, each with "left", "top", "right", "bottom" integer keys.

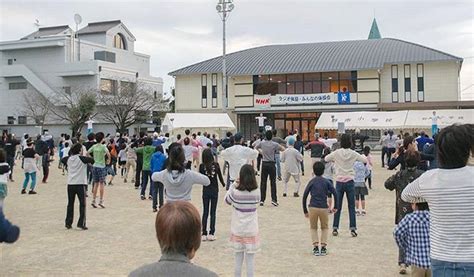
[{"left": 150, "top": 145, "right": 167, "bottom": 212}]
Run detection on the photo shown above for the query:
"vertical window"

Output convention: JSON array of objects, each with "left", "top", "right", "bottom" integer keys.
[
  {"left": 417, "top": 64, "right": 424, "bottom": 102},
  {"left": 113, "top": 33, "right": 127, "bottom": 50},
  {"left": 7, "top": 116, "right": 15, "bottom": 125},
  {"left": 7, "top": 59, "right": 13, "bottom": 65},
  {"left": 391, "top": 65, "right": 399, "bottom": 103},
  {"left": 18, "top": 116, "right": 27, "bottom": 125},
  {"left": 63, "top": 86, "right": 71, "bottom": 94},
  {"left": 201, "top": 74, "right": 207, "bottom": 108},
  {"left": 404, "top": 64, "right": 411, "bottom": 102},
  {"left": 154, "top": 91, "right": 157, "bottom": 99},
  {"left": 211, "top": 73, "right": 217, "bottom": 108},
  {"left": 100, "top": 79, "right": 117, "bottom": 94}
]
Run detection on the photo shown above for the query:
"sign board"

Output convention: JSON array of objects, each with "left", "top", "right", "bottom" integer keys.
[
  {"left": 254, "top": 94, "right": 271, "bottom": 109},
  {"left": 337, "top": 122, "right": 345, "bottom": 134},
  {"left": 337, "top": 92, "right": 351, "bottom": 104},
  {"left": 272, "top": 93, "right": 336, "bottom": 105}
]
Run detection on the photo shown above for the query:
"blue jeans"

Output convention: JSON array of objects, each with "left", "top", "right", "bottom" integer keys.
[
  {"left": 275, "top": 153, "right": 282, "bottom": 178},
  {"left": 140, "top": 170, "right": 152, "bottom": 197},
  {"left": 333, "top": 180, "right": 357, "bottom": 230},
  {"left": 432, "top": 259, "right": 474, "bottom": 276},
  {"left": 23, "top": 172, "right": 37, "bottom": 190}
]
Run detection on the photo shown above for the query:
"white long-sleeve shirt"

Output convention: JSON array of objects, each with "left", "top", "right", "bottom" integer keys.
[
  {"left": 220, "top": 145, "right": 258, "bottom": 181},
  {"left": 401, "top": 166, "right": 474, "bottom": 263},
  {"left": 324, "top": 148, "right": 367, "bottom": 182}
]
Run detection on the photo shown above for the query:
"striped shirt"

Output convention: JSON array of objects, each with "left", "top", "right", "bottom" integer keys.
[
  {"left": 225, "top": 183, "right": 260, "bottom": 237},
  {"left": 401, "top": 166, "right": 474, "bottom": 263}
]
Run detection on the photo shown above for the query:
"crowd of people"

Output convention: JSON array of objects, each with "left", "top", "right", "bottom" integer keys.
[{"left": 1, "top": 123, "right": 473, "bottom": 276}]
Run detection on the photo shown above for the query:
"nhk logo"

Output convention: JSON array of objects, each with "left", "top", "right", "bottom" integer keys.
[{"left": 255, "top": 98, "right": 270, "bottom": 104}]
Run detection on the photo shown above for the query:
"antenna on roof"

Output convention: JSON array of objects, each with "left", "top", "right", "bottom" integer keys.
[{"left": 34, "top": 19, "right": 41, "bottom": 30}]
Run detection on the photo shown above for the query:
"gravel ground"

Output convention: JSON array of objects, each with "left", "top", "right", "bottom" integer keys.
[{"left": 1, "top": 153, "right": 403, "bottom": 276}]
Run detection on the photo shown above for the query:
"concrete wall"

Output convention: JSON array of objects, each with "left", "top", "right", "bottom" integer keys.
[{"left": 380, "top": 61, "right": 460, "bottom": 103}]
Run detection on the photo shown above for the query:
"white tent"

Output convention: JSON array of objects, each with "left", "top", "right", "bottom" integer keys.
[
  {"left": 316, "top": 111, "right": 408, "bottom": 130},
  {"left": 404, "top": 109, "right": 474, "bottom": 129},
  {"left": 161, "top": 113, "right": 236, "bottom": 133}
]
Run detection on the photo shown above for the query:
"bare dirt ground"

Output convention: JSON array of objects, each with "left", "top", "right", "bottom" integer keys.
[{"left": 1, "top": 153, "right": 403, "bottom": 276}]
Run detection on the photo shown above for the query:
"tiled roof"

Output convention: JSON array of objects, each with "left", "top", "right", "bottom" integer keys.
[
  {"left": 21, "top": 25, "right": 71, "bottom": 40},
  {"left": 169, "top": 38, "right": 462, "bottom": 76}
]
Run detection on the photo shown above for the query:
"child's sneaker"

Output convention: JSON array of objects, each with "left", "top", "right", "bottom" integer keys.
[
  {"left": 320, "top": 246, "right": 328, "bottom": 256},
  {"left": 271, "top": 201, "right": 279, "bottom": 207},
  {"left": 21, "top": 189, "right": 26, "bottom": 194},
  {"left": 28, "top": 190, "right": 37, "bottom": 195},
  {"left": 312, "top": 246, "right": 320, "bottom": 256},
  {"left": 207, "top": 235, "right": 216, "bottom": 241},
  {"left": 361, "top": 210, "right": 367, "bottom": 216},
  {"left": 91, "top": 202, "right": 97, "bottom": 208},
  {"left": 283, "top": 193, "right": 287, "bottom": 197},
  {"left": 356, "top": 210, "right": 361, "bottom": 216},
  {"left": 201, "top": 235, "right": 207, "bottom": 241},
  {"left": 399, "top": 264, "right": 407, "bottom": 275},
  {"left": 293, "top": 192, "right": 299, "bottom": 197},
  {"left": 259, "top": 202, "right": 264, "bottom": 206},
  {"left": 332, "top": 229, "right": 338, "bottom": 236},
  {"left": 351, "top": 230, "right": 358, "bottom": 237}
]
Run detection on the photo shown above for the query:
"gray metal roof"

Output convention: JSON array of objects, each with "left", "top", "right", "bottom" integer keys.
[
  {"left": 21, "top": 25, "right": 72, "bottom": 40},
  {"left": 77, "top": 20, "right": 135, "bottom": 40},
  {"left": 169, "top": 38, "right": 462, "bottom": 76}
]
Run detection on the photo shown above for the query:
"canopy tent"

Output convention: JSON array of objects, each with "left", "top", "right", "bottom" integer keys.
[
  {"left": 316, "top": 111, "right": 408, "bottom": 130},
  {"left": 404, "top": 109, "right": 474, "bottom": 129},
  {"left": 316, "top": 109, "right": 474, "bottom": 130},
  {"left": 161, "top": 113, "right": 236, "bottom": 133}
]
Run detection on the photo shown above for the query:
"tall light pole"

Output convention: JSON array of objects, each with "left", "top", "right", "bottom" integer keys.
[{"left": 216, "top": 0, "right": 234, "bottom": 113}]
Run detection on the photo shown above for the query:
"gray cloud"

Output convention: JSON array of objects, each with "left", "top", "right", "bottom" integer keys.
[{"left": 1, "top": 0, "right": 472, "bottom": 99}]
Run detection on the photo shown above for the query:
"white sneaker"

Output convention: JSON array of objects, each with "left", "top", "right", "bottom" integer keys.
[
  {"left": 201, "top": 235, "right": 207, "bottom": 241},
  {"left": 207, "top": 235, "right": 216, "bottom": 241}
]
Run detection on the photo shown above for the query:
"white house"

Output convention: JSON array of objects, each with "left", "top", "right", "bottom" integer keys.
[{"left": 0, "top": 20, "right": 164, "bottom": 137}]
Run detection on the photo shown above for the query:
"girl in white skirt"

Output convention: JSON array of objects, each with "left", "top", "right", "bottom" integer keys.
[{"left": 225, "top": 164, "right": 260, "bottom": 277}]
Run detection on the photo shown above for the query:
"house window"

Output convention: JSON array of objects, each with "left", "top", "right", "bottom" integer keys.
[
  {"left": 417, "top": 64, "right": 424, "bottom": 102},
  {"left": 100, "top": 79, "right": 117, "bottom": 94},
  {"left": 201, "top": 74, "right": 207, "bottom": 108},
  {"left": 113, "top": 33, "right": 127, "bottom": 50},
  {"left": 18, "top": 116, "right": 27, "bottom": 125},
  {"left": 63, "top": 86, "right": 71, "bottom": 94},
  {"left": 7, "top": 59, "right": 14, "bottom": 65},
  {"left": 154, "top": 91, "right": 157, "bottom": 99},
  {"left": 9, "top": 82, "right": 27, "bottom": 90},
  {"left": 391, "top": 65, "right": 399, "bottom": 103},
  {"left": 404, "top": 64, "right": 411, "bottom": 102},
  {"left": 94, "top": 51, "right": 116, "bottom": 63},
  {"left": 212, "top": 73, "right": 218, "bottom": 108},
  {"left": 7, "top": 116, "right": 15, "bottom": 125},
  {"left": 120, "top": 81, "right": 136, "bottom": 93}
]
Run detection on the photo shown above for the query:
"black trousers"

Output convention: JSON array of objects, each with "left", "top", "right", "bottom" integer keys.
[
  {"left": 257, "top": 154, "right": 262, "bottom": 171},
  {"left": 202, "top": 193, "right": 218, "bottom": 235},
  {"left": 65, "top": 185, "right": 86, "bottom": 228},
  {"left": 135, "top": 161, "right": 142, "bottom": 188},
  {"left": 260, "top": 161, "right": 277, "bottom": 203},
  {"left": 42, "top": 154, "right": 49, "bottom": 182},
  {"left": 151, "top": 181, "right": 164, "bottom": 209}
]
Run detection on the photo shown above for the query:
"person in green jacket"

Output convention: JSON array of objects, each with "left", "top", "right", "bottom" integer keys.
[{"left": 135, "top": 137, "right": 156, "bottom": 200}]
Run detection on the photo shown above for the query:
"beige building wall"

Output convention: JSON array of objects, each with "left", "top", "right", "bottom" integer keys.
[{"left": 380, "top": 61, "right": 460, "bottom": 104}]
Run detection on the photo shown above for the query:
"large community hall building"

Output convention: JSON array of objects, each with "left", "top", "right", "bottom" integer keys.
[
  {"left": 170, "top": 21, "right": 472, "bottom": 141},
  {"left": 0, "top": 20, "right": 163, "bottom": 136}
]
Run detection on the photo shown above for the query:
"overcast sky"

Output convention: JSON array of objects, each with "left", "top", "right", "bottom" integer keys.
[{"left": 1, "top": 0, "right": 473, "bottom": 99}]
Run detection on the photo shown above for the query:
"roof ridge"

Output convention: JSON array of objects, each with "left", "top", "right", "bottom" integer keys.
[
  {"left": 384, "top": 38, "right": 463, "bottom": 61},
  {"left": 38, "top": 25, "right": 70, "bottom": 31},
  {"left": 88, "top": 20, "right": 121, "bottom": 26}
]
